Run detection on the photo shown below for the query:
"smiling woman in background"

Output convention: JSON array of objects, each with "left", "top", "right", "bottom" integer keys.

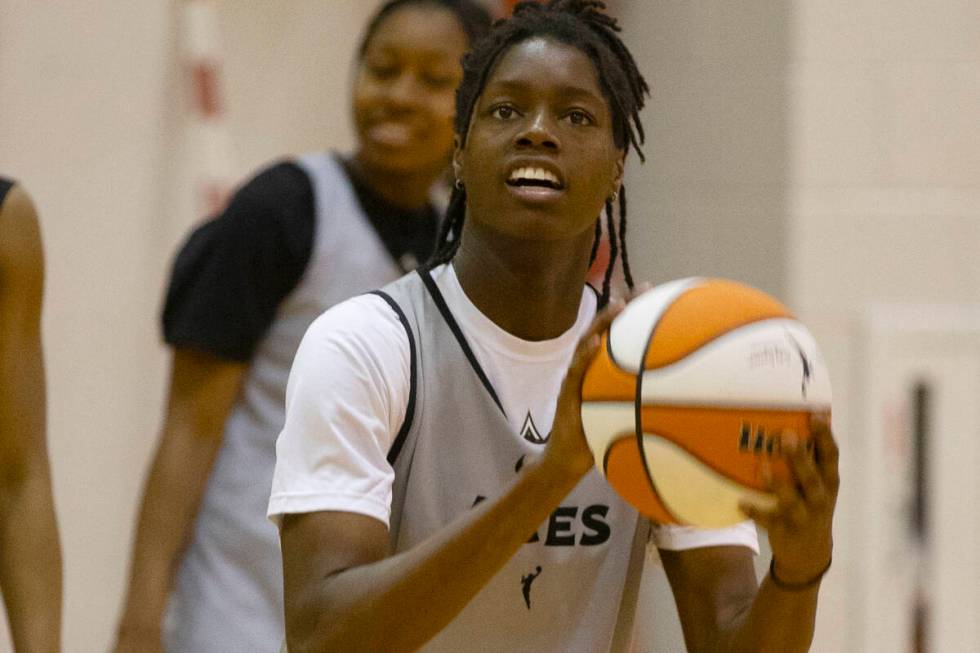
[
  {"left": 0, "top": 177, "right": 62, "bottom": 653},
  {"left": 111, "top": 2, "right": 491, "bottom": 652}
]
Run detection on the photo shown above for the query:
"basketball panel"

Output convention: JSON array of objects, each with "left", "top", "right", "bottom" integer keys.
[
  {"left": 640, "top": 319, "right": 832, "bottom": 410},
  {"left": 604, "top": 437, "right": 679, "bottom": 524},
  {"left": 607, "top": 277, "right": 702, "bottom": 374},
  {"left": 641, "top": 433, "right": 777, "bottom": 528},
  {"left": 582, "top": 333, "right": 637, "bottom": 402},
  {"left": 580, "top": 401, "right": 635, "bottom": 472},
  {"left": 639, "top": 404, "right": 811, "bottom": 489},
  {"left": 645, "top": 279, "right": 793, "bottom": 370}
]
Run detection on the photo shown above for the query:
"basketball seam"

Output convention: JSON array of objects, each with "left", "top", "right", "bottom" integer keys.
[
  {"left": 640, "top": 427, "right": 767, "bottom": 490},
  {"left": 602, "top": 438, "right": 682, "bottom": 526},
  {"left": 646, "top": 316, "right": 795, "bottom": 371},
  {"left": 600, "top": 430, "right": 636, "bottom": 475},
  {"left": 634, "top": 286, "right": 684, "bottom": 526},
  {"left": 639, "top": 399, "right": 820, "bottom": 411}
]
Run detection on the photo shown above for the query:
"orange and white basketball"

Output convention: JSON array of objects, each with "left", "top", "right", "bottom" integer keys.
[{"left": 581, "top": 278, "right": 832, "bottom": 528}]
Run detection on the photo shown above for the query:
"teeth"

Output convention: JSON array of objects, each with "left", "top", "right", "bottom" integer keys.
[{"left": 508, "top": 167, "right": 560, "bottom": 186}]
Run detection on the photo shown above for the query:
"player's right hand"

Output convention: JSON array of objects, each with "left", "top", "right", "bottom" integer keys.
[{"left": 544, "top": 297, "right": 626, "bottom": 478}]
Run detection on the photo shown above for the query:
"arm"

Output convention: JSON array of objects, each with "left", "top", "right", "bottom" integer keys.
[
  {"left": 112, "top": 349, "right": 245, "bottom": 651},
  {"left": 279, "top": 304, "right": 622, "bottom": 653},
  {"left": 0, "top": 185, "right": 62, "bottom": 653},
  {"left": 661, "top": 419, "right": 839, "bottom": 653}
]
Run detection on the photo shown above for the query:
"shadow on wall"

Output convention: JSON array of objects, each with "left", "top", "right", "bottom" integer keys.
[
  {"left": 622, "top": 2, "right": 791, "bottom": 302},
  {"left": 619, "top": 3, "right": 791, "bottom": 653}
]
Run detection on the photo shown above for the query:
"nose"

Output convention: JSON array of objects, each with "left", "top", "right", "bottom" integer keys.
[
  {"left": 515, "top": 110, "right": 560, "bottom": 151},
  {"left": 384, "top": 71, "right": 425, "bottom": 110}
]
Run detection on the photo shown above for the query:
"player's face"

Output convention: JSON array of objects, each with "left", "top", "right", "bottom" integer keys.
[
  {"left": 455, "top": 37, "right": 624, "bottom": 242},
  {"left": 353, "top": 5, "right": 468, "bottom": 176}
]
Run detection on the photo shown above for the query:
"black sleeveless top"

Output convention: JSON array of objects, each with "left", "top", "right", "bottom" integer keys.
[{"left": 0, "top": 177, "right": 13, "bottom": 208}]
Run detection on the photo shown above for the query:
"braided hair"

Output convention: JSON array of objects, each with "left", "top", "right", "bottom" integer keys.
[
  {"left": 428, "top": 0, "right": 649, "bottom": 306},
  {"left": 357, "top": 0, "right": 494, "bottom": 58}
]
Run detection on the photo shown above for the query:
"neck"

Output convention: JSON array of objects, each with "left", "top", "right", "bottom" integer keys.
[
  {"left": 452, "top": 222, "right": 595, "bottom": 341},
  {"left": 350, "top": 150, "right": 443, "bottom": 210}
]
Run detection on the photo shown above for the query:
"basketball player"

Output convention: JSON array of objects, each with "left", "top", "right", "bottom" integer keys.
[
  {"left": 270, "top": 2, "right": 839, "bottom": 652},
  {"left": 111, "top": 3, "right": 491, "bottom": 652},
  {"left": 0, "top": 178, "right": 62, "bottom": 653}
]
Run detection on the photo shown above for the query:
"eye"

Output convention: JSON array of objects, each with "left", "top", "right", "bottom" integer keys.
[
  {"left": 565, "top": 109, "right": 595, "bottom": 126},
  {"left": 421, "top": 70, "right": 458, "bottom": 90},
  {"left": 491, "top": 104, "right": 518, "bottom": 120},
  {"left": 366, "top": 61, "right": 399, "bottom": 81}
]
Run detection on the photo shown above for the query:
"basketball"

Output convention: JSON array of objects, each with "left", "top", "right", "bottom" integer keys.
[{"left": 581, "top": 277, "right": 832, "bottom": 528}]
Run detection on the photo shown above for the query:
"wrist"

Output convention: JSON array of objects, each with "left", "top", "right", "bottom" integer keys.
[
  {"left": 769, "top": 555, "right": 831, "bottom": 591},
  {"left": 540, "top": 443, "right": 593, "bottom": 480}
]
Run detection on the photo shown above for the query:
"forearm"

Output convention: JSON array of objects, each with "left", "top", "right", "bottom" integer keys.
[
  {"left": 116, "top": 428, "right": 223, "bottom": 633},
  {"left": 0, "top": 463, "right": 62, "bottom": 653},
  {"left": 720, "top": 572, "right": 821, "bottom": 653},
  {"left": 291, "top": 455, "right": 586, "bottom": 653},
  {"left": 0, "top": 327, "right": 60, "bottom": 653}
]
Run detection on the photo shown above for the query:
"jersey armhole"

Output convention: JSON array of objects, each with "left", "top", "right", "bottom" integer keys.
[{"left": 367, "top": 290, "right": 417, "bottom": 465}]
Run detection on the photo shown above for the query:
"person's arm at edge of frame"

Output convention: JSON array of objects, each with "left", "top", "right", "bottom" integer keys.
[
  {"left": 279, "top": 302, "right": 624, "bottom": 653},
  {"left": 111, "top": 348, "right": 245, "bottom": 652},
  {"left": 660, "top": 417, "right": 838, "bottom": 653},
  {"left": 0, "top": 185, "right": 62, "bottom": 653}
]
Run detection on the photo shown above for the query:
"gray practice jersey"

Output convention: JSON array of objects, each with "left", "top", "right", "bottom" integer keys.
[
  {"left": 165, "top": 153, "right": 405, "bottom": 652},
  {"left": 373, "top": 269, "right": 649, "bottom": 653}
]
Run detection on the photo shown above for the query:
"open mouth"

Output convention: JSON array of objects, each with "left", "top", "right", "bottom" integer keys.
[{"left": 506, "top": 167, "right": 564, "bottom": 191}]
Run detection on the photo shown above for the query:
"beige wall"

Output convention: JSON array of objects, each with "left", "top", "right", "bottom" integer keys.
[
  {"left": 620, "top": 3, "right": 792, "bottom": 651},
  {"left": 621, "top": 1, "right": 980, "bottom": 652},
  {"left": 0, "top": 2, "right": 374, "bottom": 650},
  {"left": 788, "top": 1, "right": 980, "bottom": 651}
]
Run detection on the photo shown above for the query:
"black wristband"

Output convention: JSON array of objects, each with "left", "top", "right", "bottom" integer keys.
[{"left": 769, "top": 556, "right": 831, "bottom": 591}]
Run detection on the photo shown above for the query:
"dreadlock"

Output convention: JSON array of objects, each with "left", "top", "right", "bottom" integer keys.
[
  {"left": 428, "top": 0, "right": 650, "bottom": 307},
  {"left": 357, "top": 0, "right": 493, "bottom": 59}
]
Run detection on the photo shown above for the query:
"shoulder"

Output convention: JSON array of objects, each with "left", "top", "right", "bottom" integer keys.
[
  {"left": 236, "top": 159, "right": 312, "bottom": 205},
  {"left": 215, "top": 160, "right": 313, "bottom": 232},
  {"left": 175, "top": 160, "right": 315, "bottom": 266},
  {"left": 298, "top": 293, "right": 411, "bottom": 368},
  {"left": 285, "top": 293, "right": 414, "bottom": 447}
]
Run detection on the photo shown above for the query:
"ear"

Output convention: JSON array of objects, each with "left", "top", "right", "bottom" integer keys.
[{"left": 610, "top": 153, "right": 625, "bottom": 195}]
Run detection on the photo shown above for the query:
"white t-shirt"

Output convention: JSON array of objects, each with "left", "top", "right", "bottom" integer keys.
[{"left": 268, "top": 263, "right": 758, "bottom": 554}]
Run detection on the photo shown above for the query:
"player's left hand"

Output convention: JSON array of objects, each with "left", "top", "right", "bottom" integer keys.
[{"left": 739, "top": 416, "right": 839, "bottom": 584}]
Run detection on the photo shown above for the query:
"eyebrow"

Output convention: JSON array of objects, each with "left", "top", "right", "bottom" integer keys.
[{"left": 483, "top": 78, "right": 604, "bottom": 104}]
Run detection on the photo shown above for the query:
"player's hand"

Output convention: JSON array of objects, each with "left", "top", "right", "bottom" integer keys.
[
  {"left": 740, "top": 416, "right": 839, "bottom": 585},
  {"left": 545, "top": 297, "right": 626, "bottom": 478}
]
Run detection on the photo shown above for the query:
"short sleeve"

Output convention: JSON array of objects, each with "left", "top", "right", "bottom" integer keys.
[
  {"left": 161, "top": 162, "right": 314, "bottom": 361},
  {"left": 651, "top": 520, "right": 760, "bottom": 554},
  {"left": 267, "top": 294, "right": 411, "bottom": 528}
]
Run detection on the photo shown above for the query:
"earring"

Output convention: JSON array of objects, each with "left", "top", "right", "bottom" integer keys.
[
  {"left": 455, "top": 178, "right": 464, "bottom": 190},
  {"left": 609, "top": 190, "right": 619, "bottom": 203}
]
